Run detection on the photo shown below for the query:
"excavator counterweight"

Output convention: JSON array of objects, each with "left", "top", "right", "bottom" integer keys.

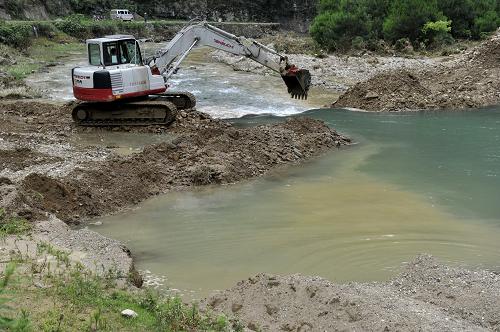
[{"left": 71, "top": 21, "right": 312, "bottom": 126}]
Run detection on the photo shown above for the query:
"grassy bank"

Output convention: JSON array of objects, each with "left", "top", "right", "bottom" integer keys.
[
  {"left": 0, "top": 237, "right": 237, "bottom": 331},
  {"left": 0, "top": 37, "right": 83, "bottom": 99}
]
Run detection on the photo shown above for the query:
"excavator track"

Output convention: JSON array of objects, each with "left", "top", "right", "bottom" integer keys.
[
  {"left": 151, "top": 91, "right": 197, "bottom": 110},
  {"left": 72, "top": 100, "right": 178, "bottom": 126}
]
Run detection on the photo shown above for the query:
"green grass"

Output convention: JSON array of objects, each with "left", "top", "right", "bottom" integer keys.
[
  {"left": 1, "top": 243, "right": 239, "bottom": 331},
  {"left": 0, "top": 209, "right": 32, "bottom": 237},
  {"left": 0, "top": 38, "right": 84, "bottom": 82}
]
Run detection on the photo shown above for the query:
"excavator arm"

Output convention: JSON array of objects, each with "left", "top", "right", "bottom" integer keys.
[{"left": 150, "top": 21, "right": 311, "bottom": 99}]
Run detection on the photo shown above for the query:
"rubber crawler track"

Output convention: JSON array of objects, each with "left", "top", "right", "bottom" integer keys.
[{"left": 72, "top": 92, "right": 196, "bottom": 126}]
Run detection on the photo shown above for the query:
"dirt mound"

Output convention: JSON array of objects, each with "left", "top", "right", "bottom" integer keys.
[
  {"left": 202, "top": 255, "right": 500, "bottom": 331},
  {"left": 0, "top": 148, "right": 62, "bottom": 171},
  {"left": 334, "top": 30, "right": 500, "bottom": 111},
  {"left": 12, "top": 116, "right": 349, "bottom": 223},
  {"left": 333, "top": 71, "right": 431, "bottom": 112}
]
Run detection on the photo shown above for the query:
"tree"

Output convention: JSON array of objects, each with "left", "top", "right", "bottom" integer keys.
[
  {"left": 438, "top": 0, "right": 475, "bottom": 38},
  {"left": 383, "top": 0, "right": 444, "bottom": 42},
  {"left": 310, "top": 0, "right": 370, "bottom": 51}
]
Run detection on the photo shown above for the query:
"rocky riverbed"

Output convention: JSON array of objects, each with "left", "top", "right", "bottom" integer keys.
[{"left": 211, "top": 48, "right": 441, "bottom": 93}]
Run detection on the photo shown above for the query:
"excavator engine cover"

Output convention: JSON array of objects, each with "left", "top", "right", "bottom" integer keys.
[{"left": 282, "top": 67, "right": 312, "bottom": 100}]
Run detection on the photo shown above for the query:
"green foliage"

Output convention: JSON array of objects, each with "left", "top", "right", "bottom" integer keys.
[
  {"left": 0, "top": 209, "right": 32, "bottom": 237},
  {"left": 474, "top": 10, "right": 500, "bottom": 38},
  {"left": 54, "top": 14, "right": 88, "bottom": 38},
  {"left": 422, "top": 20, "right": 455, "bottom": 48},
  {"left": 383, "top": 0, "right": 443, "bottom": 42},
  {"left": 422, "top": 20, "right": 452, "bottom": 34},
  {"left": 310, "top": 0, "right": 372, "bottom": 51},
  {"left": 1, "top": 263, "right": 32, "bottom": 331},
  {"left": 311, "top": 0, "right": 500, "bottom": 52},
  {"left": 0, "top": 22, "right": 32, "bottom": 49}
]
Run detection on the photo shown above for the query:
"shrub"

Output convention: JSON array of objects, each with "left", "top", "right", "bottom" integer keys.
[
  {"left": 310, "top": 0, "right": 370, "bottom": 51},
  {"left": 0, "top": 22, "right": 32, "bottom": 49},
  {"left": 33, "top": 22, "right": 58, "bottom": 39},
  {"left": 351, "top": 36, "right": 366, "bottom": 50},
  {"left": 54, "top": 14, "right": 88, "bottom": 38},
  {"left": 383, "top": 0, "right": 444, "bottom": 42},
  {"left": 473, "top": 10, "right": 500, "bottom": 38},
  {"left": 422, "top": 20, "right": 455, "bottom": 48}
]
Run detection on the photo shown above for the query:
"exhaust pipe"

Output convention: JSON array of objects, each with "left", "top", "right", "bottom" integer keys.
[{"left": 282, "top": 65, "right": 311, "bottom": 100}]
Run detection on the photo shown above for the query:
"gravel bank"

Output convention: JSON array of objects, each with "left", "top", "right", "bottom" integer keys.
[
  {"left": 202, "top": 255, "right": 500, "bottom": 331},
  {"left": 211, "top": 50, "right": 441, "bottom": 92}
]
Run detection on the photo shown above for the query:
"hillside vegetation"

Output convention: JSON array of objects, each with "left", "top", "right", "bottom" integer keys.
[{"left": 311, "top": 0, "right": 500, "bottom": 51}]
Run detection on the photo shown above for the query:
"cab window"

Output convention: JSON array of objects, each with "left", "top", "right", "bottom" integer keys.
[
  {"left": 103, "top": 42, "right": 119, "bottom": 66},
  {"left": 120, "top": 40, "right": 142, "bottom": 65},
  {"left": 88, "top": 43, "right": 101, "bottom": 66}
]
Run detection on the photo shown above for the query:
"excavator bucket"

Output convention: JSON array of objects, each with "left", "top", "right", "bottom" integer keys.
[{"left": 282, "top": 66, "right": 312, "bottom": 100}]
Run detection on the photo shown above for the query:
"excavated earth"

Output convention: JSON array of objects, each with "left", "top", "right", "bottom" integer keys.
[
  {"left": 334, "top": 30, "right": 500, "bottom": 112},
  {"left": 0, "top": 101, "right": 349, "bottom": 224}
]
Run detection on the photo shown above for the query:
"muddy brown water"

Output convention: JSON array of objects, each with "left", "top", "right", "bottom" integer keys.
[{"left": 92, "top": 107, "right": 500, "bottom": 300}]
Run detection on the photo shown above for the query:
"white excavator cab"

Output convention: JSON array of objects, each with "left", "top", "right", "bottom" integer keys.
[
  {"left": 73, "top": 35, "right": 166, "bottom": 103},
  {"left": 88, "top": 37, "right": 142, "bottom": 67}
]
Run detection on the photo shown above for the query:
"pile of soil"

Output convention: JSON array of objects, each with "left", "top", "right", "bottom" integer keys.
[
  {"left": 1, "top": 101, "right": 350, "bottom": 223},
  {"left": 334, "top": 30, "right": 500, "bottom": 111},
  {"left": 202, "top": 255, "right": 500, "bottom": 331}
]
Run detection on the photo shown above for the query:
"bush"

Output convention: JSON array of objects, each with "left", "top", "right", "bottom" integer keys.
[
  {"left": 473, "top": 10, "right": 500, "bottom": 38},
  {"left": 310, "top": 0, "right": 499, "bottom": 52},
  {"left": 310, "top": 0, "right": 370, "bottom": 51},
  {"left": 0, "top": 22, "right": 32, "bottom": 49},
  {"left": 422, "top": 20, "right": 455, "bottom": 48},
  {"left": 382, "top": 0, "right": 444, "bottom": 42},
  {"left": 54, "top": 14, "right": 88, "bottom": 38},
  {"left": 33, "top": 22, "right": 58, "bottom": 39}
]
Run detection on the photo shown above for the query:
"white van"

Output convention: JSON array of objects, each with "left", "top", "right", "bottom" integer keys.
[{"left": 110, "top": 9, "right": 134, "bottom": 21}]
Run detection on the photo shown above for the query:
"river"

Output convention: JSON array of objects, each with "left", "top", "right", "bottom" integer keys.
[{"left": 28, "top": 43, "right": 500, "bottom": 299}]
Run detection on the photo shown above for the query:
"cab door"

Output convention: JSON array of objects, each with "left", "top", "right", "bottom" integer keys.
[{"left": 119, "top": 40, "right": 150, "bottom": 95}]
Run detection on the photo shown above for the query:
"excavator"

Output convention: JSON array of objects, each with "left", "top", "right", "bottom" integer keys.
[{"left": 71, "top": 21, "right": 311, "bottom": 126}]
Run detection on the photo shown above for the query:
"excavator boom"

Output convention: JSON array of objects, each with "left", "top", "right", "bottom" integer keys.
[{"left": 153, "top": 22, "right": 311, "bottom": 99}]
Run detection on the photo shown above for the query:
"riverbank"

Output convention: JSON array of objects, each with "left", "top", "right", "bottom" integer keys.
[{"left": 202, "top": 255, "right": 500, "bottom": 331}]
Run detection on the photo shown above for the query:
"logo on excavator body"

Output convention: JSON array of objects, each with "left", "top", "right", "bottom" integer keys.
[
  {"left": 74, "top": 75, "right": 90, "bottom": 80},
  {"left": 214, "top": 39, "right": 234, "bottom": 49},
  {"left": 129, "top": 80, "right": 147, "bottom": 87}
]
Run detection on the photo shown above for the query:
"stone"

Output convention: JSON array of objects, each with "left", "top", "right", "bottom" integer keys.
[
  {"left": 364, "top": 91, "right": 379, "bottom": 99},
  {"left": 231, "top": 302, "right": 243, "bottom": 313},
  {"left": 121, "top": 309, "right": 138, "bottom": 318}
]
